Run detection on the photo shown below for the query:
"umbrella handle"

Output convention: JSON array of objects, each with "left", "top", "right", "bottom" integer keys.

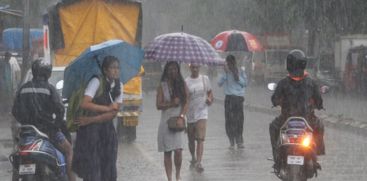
[
  {"left": 109, "top": 92, "right": 114, "bottom": 103},
  {"left": 95, "top": 55, "right": 102, "bottom": 69}
]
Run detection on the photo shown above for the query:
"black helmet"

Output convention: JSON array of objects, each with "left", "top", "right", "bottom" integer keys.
[
  {"left": 286, "top": 49, "right": 307, "bottom": 77},
  {"left": 32, "top": 58, "right": 52, "bottom": 80}
]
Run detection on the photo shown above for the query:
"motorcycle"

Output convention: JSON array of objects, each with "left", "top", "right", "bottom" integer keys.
[
  {"left": 267, "top": 83, "right": 326, "bottom": 181},
  {"left": 276, "top": 116, "right": 319, "bottom": 181},
  {"left": 9, "top": 125, "right": 68, "bottom": 181}
]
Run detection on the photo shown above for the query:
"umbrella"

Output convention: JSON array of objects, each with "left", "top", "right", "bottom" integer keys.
[
  {"left": 144, "top": 32, "right": 224, "bottom": 65},
  {"left": 62, "top": 39, "right": 144, "bottom": 99},
  {"left": 210, "top": 30, "right": 263, "bottom": 52}
]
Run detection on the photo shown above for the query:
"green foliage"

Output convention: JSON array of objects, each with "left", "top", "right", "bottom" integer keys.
[{"left": 245, "top": 0, "right": 367, "bottom": 54}]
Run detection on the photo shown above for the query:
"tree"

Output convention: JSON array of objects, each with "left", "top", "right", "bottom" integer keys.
[{"left": 248, "top": 0, "right": 367, "bottom": 56}]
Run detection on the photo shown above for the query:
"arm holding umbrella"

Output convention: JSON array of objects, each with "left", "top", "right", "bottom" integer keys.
[
  {"left": 238, "top": 68, "right": 248, "bottom": 88},
  {"left": 217, "top": 73, "right": 227, "bottom": 87},
  {"left": 74, "top": 56, "right": 123, "bottom": 126},
  {"left": 80, "top": 95, "right": 118, "bottom": 113},
  {"left": 75, "top": 95, "right": 120, "bottom": 126}
]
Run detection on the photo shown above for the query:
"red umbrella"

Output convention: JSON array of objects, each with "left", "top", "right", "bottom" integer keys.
[{"left": 210, "top": 30, "right": 263, "bottom": 52}]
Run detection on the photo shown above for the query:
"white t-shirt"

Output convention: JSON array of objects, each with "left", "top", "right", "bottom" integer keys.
[
  {"left": 185, "top": 75, "right": 211, "bottom": 123},
  {"left": 84, "top": 77, "right": 123, "bottom": 103}
]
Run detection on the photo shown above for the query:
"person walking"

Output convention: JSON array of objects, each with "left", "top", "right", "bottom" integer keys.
[
  {"left": 156, "top": 61, "right": 189, "bottom": 181},
  {"left": 218, "top": 54, "right": 247, "bottom": 149},
  {"left": 72, "top": 56, "right": 123, "bottom": 181},
  {"left": 185, "top": 64, "right": 213, "bottom": 172},
  {"left": 0, "top": 52, "right": 20, "bottom": 113}
]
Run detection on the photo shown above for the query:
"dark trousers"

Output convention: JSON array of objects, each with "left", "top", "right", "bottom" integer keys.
[
  {"left": 224, "top": 95, "right": 245, "bottom": 146},
  {"left": 269, "top": 115, "right": 325, "bottom": 162}
]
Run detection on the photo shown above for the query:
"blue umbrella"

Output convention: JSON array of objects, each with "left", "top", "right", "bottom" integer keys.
[{"left": 62, "top": 39, "right": 144, "bottom": 99}]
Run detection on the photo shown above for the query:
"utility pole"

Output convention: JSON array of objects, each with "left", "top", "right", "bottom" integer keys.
[{"left": 21, "top": 0, "right": 30, "bottom": 81}]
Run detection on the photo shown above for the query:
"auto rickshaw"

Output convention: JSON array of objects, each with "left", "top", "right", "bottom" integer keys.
[{"left": 343, "top": 45, "right": 367, "bottom": 94}]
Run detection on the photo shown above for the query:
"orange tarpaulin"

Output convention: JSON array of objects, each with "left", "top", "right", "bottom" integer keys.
[
  {"left": 54, "top": 0, "right": 143, "bottom": 94},
  {"left": 54, "top": 0, "right": 140, "bottom": 66},
  {"left": 123, "top": 66, "right": 144, "bottom": 94}
]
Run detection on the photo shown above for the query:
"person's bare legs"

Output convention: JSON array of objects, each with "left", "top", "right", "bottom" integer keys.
[
  {"left": 195, "top": 120, "right": 206, "bottom": 173},
  {"left": 196, "top": 140, "right": 204, "bottom": 164},
  {"left": 164, "top": 151, "right": 173, "bottom": 181},
  {"left": 187, "top": 124, "right": 196, "bottom": 165},
  {"left": 58, "top": 140, "right": 76, "bottom": 181},
  {"left": 174, "top": 149, "right": 182, "bottom": 180}
]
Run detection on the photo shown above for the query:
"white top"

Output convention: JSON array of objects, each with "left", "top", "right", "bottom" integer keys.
[
  {"left": 185, "top": 75, "right": 211, "bottom": 123},
  {"left": 9, "top": 57, "right": 21, "bottom": 92},
  {"left": 84, "top": 77, "right": 123, "bottom": 103}
]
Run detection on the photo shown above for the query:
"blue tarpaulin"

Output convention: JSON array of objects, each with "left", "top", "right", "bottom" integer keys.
[{"left": 2, "top": 28, "right": 43, "bottom": 51}]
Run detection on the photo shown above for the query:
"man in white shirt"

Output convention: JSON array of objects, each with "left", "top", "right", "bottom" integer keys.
[{"left": 185, "top": 64, "right": 213, "bottom": 173}]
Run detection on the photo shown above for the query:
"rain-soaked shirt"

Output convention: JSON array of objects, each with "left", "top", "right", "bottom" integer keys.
[
  {"left": 185, "top": 74, "right": 211, "bottom": 123},
  {"left": 217, "top": 69, "right": 247, "bottom": 97},
  {"left": 271, "top": 75, "right": 323, "bottom": 119},
  {"left": 85, "top": 77, "right": 123, "bottom": 103},
  {"left": 12, "top": 79, "right": 65, "bottom": 134}
]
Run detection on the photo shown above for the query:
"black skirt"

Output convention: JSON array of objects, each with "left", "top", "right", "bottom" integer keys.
[{"left": 72, "top": 121, "right": 117, "bottom": 181}]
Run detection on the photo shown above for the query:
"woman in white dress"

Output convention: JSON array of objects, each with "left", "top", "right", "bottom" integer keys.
[{"left": 156, "top": 61, "right": 189, "bottom": 181}]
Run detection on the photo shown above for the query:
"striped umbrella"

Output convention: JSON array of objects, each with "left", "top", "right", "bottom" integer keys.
[
  {"left": 144, "top": 32, "right": 224, "bottom": 65},
  {"left": 210, "top": 30, "right": 263, "bottom": 52}
]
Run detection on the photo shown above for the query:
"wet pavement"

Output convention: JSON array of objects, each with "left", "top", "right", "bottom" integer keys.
[
  {"left": 210, "top": 78, "right": 367, "bottom": 134},
  {"left": 0, "top": 81, "right": 367, "bottom": 180},
  {"left": 116, "top": 94, "right": 367, "bottom": 181}
]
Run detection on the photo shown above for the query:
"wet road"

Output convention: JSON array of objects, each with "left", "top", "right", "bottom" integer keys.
[
  {"left": 117, "top": 94, "right": 367, "bottom": 181},
  {"left": 1, "top": 93, "right": 367, "bottom": 180}
]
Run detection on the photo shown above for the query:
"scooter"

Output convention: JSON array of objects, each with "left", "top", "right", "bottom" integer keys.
[
  {"left": 275, "top": 116, "right": 319, "bottom": 181},
  {"left": 267, "top": 83, "right": 326, "bottom": 181},
  {"left": 9, "top": 125, "right": 68, "bottom": 181}
]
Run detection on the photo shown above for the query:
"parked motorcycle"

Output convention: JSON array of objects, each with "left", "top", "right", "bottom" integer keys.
[
  {"left": 9, "top": 125, "right": 68, "bottom": 181},
  {"left": 275, "top": 117, "right": 319, "bottom": 181}
]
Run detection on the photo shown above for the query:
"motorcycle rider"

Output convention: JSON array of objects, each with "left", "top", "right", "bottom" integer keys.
[
  {"left": 269, "top": 49, "right": 325, "bottom": 171},
  {"left": 12, "top": 59, "right": 75, "bottom": 181}
]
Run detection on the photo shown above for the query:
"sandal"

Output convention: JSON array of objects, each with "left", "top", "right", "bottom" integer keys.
[{"left": 196, "top": 163, "right": 204, "bottom": 173}]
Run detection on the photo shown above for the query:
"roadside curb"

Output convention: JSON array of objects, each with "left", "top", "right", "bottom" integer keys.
[
  {"left": 213, "top": 97, "right": 367, "bottom": 136},
  {"left": 318, "top": 114, "right": 367, "bottom": 137}
]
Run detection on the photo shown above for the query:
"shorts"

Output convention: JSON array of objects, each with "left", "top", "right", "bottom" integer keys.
[
  {"left": 187, "top": 119, "right": 207, "bottom": 141},
  {"left": 50, "top": 131, "right": 67, "bottom": 145}
]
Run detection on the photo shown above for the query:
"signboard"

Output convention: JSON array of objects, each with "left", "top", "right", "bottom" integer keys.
[{"left": 263, "top": 34, "right": 291, "bottom": 48}]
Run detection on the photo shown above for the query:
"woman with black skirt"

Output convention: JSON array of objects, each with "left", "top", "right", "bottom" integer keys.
[
  {"left": 72, "top": 56, "right": 123, "bottom": 181},
  {"left": 218, "top": 54, "right": 248, "bottom": 149}
]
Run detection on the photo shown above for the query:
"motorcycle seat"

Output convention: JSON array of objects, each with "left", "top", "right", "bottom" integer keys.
[{"left": 287, "top": 120, "right": 306, "bottom": 129}]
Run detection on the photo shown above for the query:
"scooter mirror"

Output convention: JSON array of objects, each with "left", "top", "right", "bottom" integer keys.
[
  {"left": 267, "top": 83, "right": 277, "bottom": 91},
  {"left": 56, "top": 80, "right": 64, "bottom": 90},
  {"left": 320, "top": 85, "right": 329, "bottom": 94}
]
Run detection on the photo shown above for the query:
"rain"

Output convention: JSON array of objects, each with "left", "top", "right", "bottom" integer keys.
[{"left": 0, "top": 0, "right": 367, "bottom": 181}]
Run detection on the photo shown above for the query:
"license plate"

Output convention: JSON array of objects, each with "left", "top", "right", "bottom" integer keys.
[
  {"left": 19, "top": 164, "right": 36, "bottom": 175},
  {"left": 287, "top": 155, "right": 304, "bottom": 165}
]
